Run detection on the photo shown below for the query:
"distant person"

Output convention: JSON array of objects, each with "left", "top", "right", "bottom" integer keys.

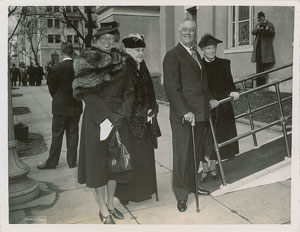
[
  {"left": 27, "top": 62, "right": 35, "bottom": 86},
  {"left": 45, "top": 61, "right": 53, "bottom": 84},
  {"left": 251, "top": 11, "right": 275, "bottom": 86},
  {"left": 10, "top": 64, "right": 19, "bottom": 86},
  {"left": 35, "top": 63, "right": 44, "bottom": 86},
  {"left": 199, "top": 34, "right": 240, "bottom": 182},
  {"left": 115, "top": 33, "right": 161, "bottom": 205},
  {"left": 20, "top": 64, "right": 27, "bottom": 86},
  {"left": 163, "top": 18, "right": 218, "bottom": 213},
  {"left": 37, "top": 42, "right": 82, "bottom": 170}
]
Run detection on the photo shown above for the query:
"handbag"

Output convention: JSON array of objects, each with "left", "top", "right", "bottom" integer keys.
[{"left": 107, "top": 128, "right": 132, "bottom": 173}]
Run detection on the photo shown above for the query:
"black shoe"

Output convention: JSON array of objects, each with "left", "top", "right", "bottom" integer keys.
[
  {"left": 99, "top": 211, "right": 115, "bottom": 224},
  {"left": 200, "top": 171, "right": 209, "bottom": 183},
  {"left": 177, "top": 200, "right": 187, "bottom": 212},
  {"left": 197, "top": 187, "right": 210, "bottom": 195},
  {"left": 210, "top": 170, "right": 219, "bottom": 181},
  {"left": 37, "top": 163, "right": 56, "bottom": 170},
  {"left": 69, "top": 164, "right": 77, "bottom": 169},
  {"left": 120, "top": 199, "right": 129, "bottom": 205},
  {"left": 107, "top": 205, "right": 124, "bottom": 219}
]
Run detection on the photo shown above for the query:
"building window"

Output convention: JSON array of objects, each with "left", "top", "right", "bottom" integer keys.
[
  {"left": 229, "top": 6, "right": 254, "bottom": 48},
  {"left": 73, "top": 6, "right": 79, "bottom": 13},
  {"left": 67, "top": 35, "right": 73, "bottom": 43},
  {"left": 73, "top": 20, "right": 79, "bottom": 28},
  {"left": 55, "top": 19, "right": 60, "bottom": 28},
  {"left": 47, "top": 19, "right": 53, "bottom": 28},
  {"left": 74, "top": 35, "right": 79, "bottom": 44},
  {"left": 55, "top": 35, "right": 61, "bottom": 43},
  {"left": 46, "top": 6, "right": 52, "bottom": 12},
  {"left": 54, "top": 6, "right": 60, "bottom": 12},
  {"left": 48, "top": 35, "right": 54, "bottom": 43},
  {"left": 66, "top": 6, "right": 71, "bottom": 13}
]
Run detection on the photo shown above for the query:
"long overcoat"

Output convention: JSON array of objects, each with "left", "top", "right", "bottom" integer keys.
[
  {"left": 73, "top": 47, "right": 134, "bottom": 188},
  {"left": 202, "top": 57, "right": 239, "bottom": 160},
  {"left": 251, "top": 21, "right": 275, "bottom": 64}
]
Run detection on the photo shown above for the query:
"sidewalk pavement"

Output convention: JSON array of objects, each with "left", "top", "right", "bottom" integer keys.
[{"left": 9, "top": 84, "right": 291, "bottom": 225}]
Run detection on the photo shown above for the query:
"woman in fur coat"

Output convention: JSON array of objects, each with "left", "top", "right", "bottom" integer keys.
[
  {"left": 115, "top": 33, "right": 161, "bottom": 204},
  {"left": 72, "top": 21, "right": 134, "bottom": 224}
]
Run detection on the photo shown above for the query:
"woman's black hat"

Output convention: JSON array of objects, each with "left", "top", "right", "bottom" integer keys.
[
  {"left": 94, "top": 21, "right": 120, "bottom": 37},
  {"left": 198, "top": 34, "right": 223, "bottom": 48},
  {"left": 122, "top": 33, "right": 146, "bottom": 48}
]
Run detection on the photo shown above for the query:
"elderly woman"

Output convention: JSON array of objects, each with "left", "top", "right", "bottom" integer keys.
[
  {"left": 198, "top": 34, "right": 240, "bottom": 182},
  {"left": 115, "top": 33, "right": 160, "bottom": 204},
  {"left": 72, "top": 21, "right": 134, "bottom": 224}
]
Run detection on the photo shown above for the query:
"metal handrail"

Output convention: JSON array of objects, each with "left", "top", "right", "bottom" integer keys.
[
  {"left": 234, "top": 63, "right": 292, "bottom": 84},
  {"left": 209, "top": 65, "right": 293, "bottom": 186}
]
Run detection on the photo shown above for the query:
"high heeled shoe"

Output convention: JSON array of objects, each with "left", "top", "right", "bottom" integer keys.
[
  {"left": 200, "top": 171, "right": 209, "bottom": 183},
  {"left": 99, "top": 211, "right": 115, "bottom": 224},
  {"left": 210, "top": 170, "right": 219, "bottom": 181},
  {"left": 106, "top": 205, "right": 124, "bottom": 220}
]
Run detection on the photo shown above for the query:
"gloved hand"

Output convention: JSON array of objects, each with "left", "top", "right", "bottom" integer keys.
[
  {"left": 108, "top": 113, "right": 124, "bottom": 128},
  {"left": 230, "top": 92, "right": 240, "bottom": 101}
]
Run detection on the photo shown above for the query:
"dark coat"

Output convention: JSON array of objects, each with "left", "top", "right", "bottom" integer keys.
[
  {"left": 163, "top": 43, "right": 213, "bottom": 122},
  {"left": 202, "top": 57, "right": 239, "bottom": 160},
  {"left": 11, "top": 67, "right": 19, "bottom": 81},
  {"left": 35, "top": 66, "right": 44, "bottom": 81},
  {"left": 126, "top": 56, "right": 160, "bottom": 144},
  {"left": 73, "top": 47, "right": 134, "bottom": 188},
  {"left": 115, "top": 56, "right": 160, "bottom": 202},
  {"left": 47, "top": 59, "right": 83, "bottom": 116},
  {"left": 251, "top": 20, "right": 275, "bottom": 64}
]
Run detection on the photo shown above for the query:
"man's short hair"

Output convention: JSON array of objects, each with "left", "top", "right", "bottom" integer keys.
[
  {"left": 178, "top": 18, "right": 197, "bottom": 32},
  {"left": 61, "top": 42, "right": 73, "bottom": 56}
]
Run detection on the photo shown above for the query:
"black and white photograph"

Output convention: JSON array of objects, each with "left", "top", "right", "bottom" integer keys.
[{"left": 1, "top": 1, "right": 300, "bottom": 232}]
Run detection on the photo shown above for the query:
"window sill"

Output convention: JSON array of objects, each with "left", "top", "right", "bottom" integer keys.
[{"left": 224, "top": 45, "right": 253, "bottom": 54}]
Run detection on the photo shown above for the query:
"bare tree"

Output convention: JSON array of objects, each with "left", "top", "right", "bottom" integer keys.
[{"left": 59, "top": 6, "right": 97, "bottom": 48}]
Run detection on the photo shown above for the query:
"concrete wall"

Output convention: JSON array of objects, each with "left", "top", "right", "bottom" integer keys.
[{"left": 97, "top": 7, "right": 160, "bottom": 76}]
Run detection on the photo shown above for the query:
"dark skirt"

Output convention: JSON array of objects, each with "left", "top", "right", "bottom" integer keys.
[
  {"left": 210, "top": 101, "right": 239, "bottom": 160},
  {"left": 78, "top": 110, "right": 131, "bottom": 188},
  {"left": 115, "top": 125, "right": 156, "bottom": 202}
]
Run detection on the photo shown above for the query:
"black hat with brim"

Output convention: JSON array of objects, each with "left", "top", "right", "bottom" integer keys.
[
  {"left": 198, "top": 34, "right": 223, "bottom": 48},
  {"left": 94, "top": 21, "right": 120, "bottom": 37},
  {"left": 257, "top": 11, "right": 265, "bottom": 18}
]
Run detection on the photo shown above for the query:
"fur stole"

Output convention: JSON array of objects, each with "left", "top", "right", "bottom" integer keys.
[{"left": 72, "top": 47, "right": 126, "bottom": 98}]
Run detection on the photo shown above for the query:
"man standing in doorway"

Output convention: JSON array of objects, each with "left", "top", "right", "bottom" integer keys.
[
  {"left": 251, "top": 11, "right": 275, "bottom": 86},
  {"left": 163, "top": 18, "right": 218, "bottom": 212},
  {"left": 37, "top": 42, "right": 82, "bottom": 169}
]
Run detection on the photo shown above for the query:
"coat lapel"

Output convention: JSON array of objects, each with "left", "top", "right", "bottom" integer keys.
[{"left": 176, "top": 43, "right": 201, "bottom": 75}]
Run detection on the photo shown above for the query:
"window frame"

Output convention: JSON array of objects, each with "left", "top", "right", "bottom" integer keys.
[
  {"left": 55, "top": 35, "right": 61, "bottom": 43},
  {"left": 47, "top": 19, "right": 53, "bottom": 28},
  {"left": 54, "top": 19, "right": 60, "bottom": 28},
  {"left": 67, "top": 35, "right": 73, "bottom": 43},
  {"left": 48, "top": 35, "right": 54, "bottom": 43},
  {"left": 225, "top": 6, "right": 254, "bottom": 54}
]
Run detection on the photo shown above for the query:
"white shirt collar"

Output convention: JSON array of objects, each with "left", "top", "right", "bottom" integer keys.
[
  {"left": 63, "top": 57, "right": 72, "bottom": 61},
  {"left": 204, "top": 56, "right": 215, "bottom": 62},
  {"left": 180, "top": 41, "right": 193, "bottom": 55}
]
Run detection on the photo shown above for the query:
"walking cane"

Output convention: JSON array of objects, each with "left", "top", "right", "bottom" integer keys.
[{"left": 191, "top": 124, "right": 200, "bottom": 213}]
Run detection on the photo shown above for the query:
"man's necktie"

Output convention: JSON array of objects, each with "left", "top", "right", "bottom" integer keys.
[{"left": 190, "top": 48, "right": 202, "bottom": 70}]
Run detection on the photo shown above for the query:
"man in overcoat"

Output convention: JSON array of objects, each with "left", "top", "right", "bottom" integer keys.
[
  {"left": 37, "top": 42, "right": 82, "bottom": 169},
  {"left": 163, "top": 18, "right": 218, "bottom": 212},
  {"left": 251, "top": 11, "right": 275, "bottom": 86}
]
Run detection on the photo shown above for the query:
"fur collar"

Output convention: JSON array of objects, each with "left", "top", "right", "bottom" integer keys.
[{"left": 72, "top": 47, "right": 126, "bottom": 98}]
